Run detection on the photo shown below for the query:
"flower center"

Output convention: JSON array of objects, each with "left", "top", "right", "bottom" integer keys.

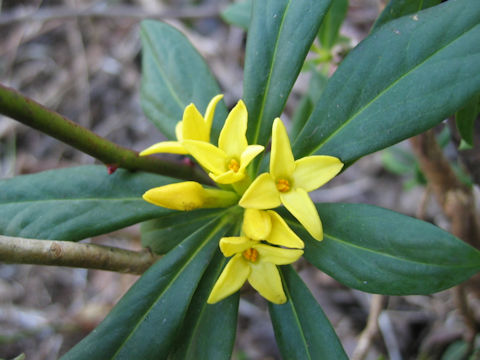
[
  {"left": 228, "top": 158, "right": 240, "bottom": 173},
  {"left": 276, "top": 178, "right": 291, "bottom": 193},
  {"left": 242, "top": 248, "right": 259, "bottom": 263}
]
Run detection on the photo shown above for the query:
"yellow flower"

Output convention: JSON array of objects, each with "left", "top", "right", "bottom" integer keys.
[
  {"left": 183, "top": 100, "right": 264, "bottom": 184},
  {"left": 239, "top": 118, "right": 343, "bottom": 241},
  {"left": 143, "top": 181, "right": 238, "bottom": 211},
  {"left": 140, "top": 94, "right": 224, "bottom": 155},
  {"left": 207, "top": 209, "right": 303, "bottom": 304}
]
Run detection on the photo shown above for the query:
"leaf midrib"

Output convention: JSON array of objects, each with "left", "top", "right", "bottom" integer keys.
[
  {"left": 111, "top": 215, "right": 226, "bottom": 359},
  {"left": 308, "top": 8, "right": 478, "bottom": 155}
]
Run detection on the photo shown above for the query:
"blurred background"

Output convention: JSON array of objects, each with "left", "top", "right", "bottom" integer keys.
[{"left": 0, "top": 0, "right": 478, "bottom": 359}]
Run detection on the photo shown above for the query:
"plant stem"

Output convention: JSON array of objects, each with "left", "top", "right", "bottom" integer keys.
[
  {"left": 0, "top": 83, "right": 211, "bottom": 183},
  {"left": 0, "top": 235, "right": 159, "bottom": 275}
]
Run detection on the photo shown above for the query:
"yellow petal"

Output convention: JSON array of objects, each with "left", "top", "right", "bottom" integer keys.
[
  {"left": 204, "top": 94, "right": 224, "bottom": 130},
  {"left": 248, "top": 262, "right": 286, "bottom": 304},
  {"left": 280, "top": 188, "right": 323, "bottom": 240},
  {"left": 239, "top": 145, "right": 265, "bottom": 172},
  {"left": 210, "top": 170, "right": 245, "bottom": 184},
  {"left": 293, "top": 156, "right": 343, "bottom": 192},
  {"left": 182, "top": 140, "right": 227, "bottom": 175},
  {"left": 182, "top": 103, "right": 209, "bottom": 141},
  {"left": 255, "top": 244, "right": 303, "bottom": 265},
  {"left": 219, "top": 236, "right": 252, "bottom": 257},
  {"left": 175, "top": 121, "right": 183, "bottom": 141},
  {"left": 239, "top": 173, "right": 281, "bottom": 209},
  {"left": 270, "top": 118, "right": 295, "bottom": 179},
  {"left": 242, "top": 209, "right": 272, "bottom": 241},
  {"left": 207, "top": 255, "right": 250, "bottom": 304},
  {"left": 266, "top": 211, "right": 304, "bottom": 249},
  {"left": 218, "top": 100, "right": 248, "bottom": 157},
  {"left": 139, "top": 141, "right": 187, "bottom": 155},
  {"left": 143, "top": 182, "right": 205, "bottom": 211}
]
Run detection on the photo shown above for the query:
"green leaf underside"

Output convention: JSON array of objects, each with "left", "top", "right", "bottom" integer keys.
[
  {"left": 61, "top": 216, "right": 231, "bottom": 360},
  {"left": 269, "top": 266, "right": 348, "bottom": 360},
  {"left": 456, "top": 94, "right": 479, "bottom": 149},
  {"left": 140, "top": 20, "right": 228, "bottom": 142},
  {"left": 141, "top": 209, "right": 222, "bottom": 254},
  {"left": 220, "top": 0, "right": 252, "bottom": 30},
  {"left": 294, "top": 0, "right": 480, "bottom": 162},
  {"left": 318, "top": 0, "right": 348, "bottom": 50},
  {"left": 284, "top": 203, "right": 480, "bottom": 295},
  {"left": 0, "top": 166, "right": 173, "bottom": 241},
  {"left": 243, "top": 0, "right": 333, "bottom": 148},
  {"left": 373, "top": 0, "right": 441, "bottom": 31},
  {"left": 168, "top": 251, "right": 239, "bottom": 360}
]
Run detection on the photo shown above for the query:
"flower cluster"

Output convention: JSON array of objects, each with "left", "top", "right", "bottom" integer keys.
[{"left": 141, "top": 95, "right": 343, "bottom": 304}]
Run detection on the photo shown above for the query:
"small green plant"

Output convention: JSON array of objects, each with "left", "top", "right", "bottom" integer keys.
[{"left": 0, "top": 0, "right": 479, "bottom": 358}]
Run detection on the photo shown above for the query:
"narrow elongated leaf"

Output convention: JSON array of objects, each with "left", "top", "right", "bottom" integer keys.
[
  {"left": 243, "top": 0, "right": 332, "bottom": 147},
  {"left": 169, "top": 251, "right": 239, "bottom": 360},
  {"left": 294, "top": 0, "right": 480, "bottom": 162},
  {"left": 221, "top": 0, "right": 252, "bottom": 30},
  {"left": 141, "top": 20, "right": 228, "bottom": 141},
  {"left": 141, "top": 209, "right": 222, "bottom": 254},
  {"left": 287, "top": 203, "right": 480, "bottom": 295},
  {"left": 0, "top": 166, "right": 172, "bottom": 241},
  {"left": 318, "top": 0, "right": 348, "bottom": 49},
  {"left": 269, "top": 266, "right": 348, "bottom": 360},
  {"left": 373, "top": 0, "right": 441, "bottom": 31},
  {"left": 456, "top": 94, "right": 479, "bottom": 150},
  {"left": 62, "top": 216, "right": 231, "bottom": 360}
]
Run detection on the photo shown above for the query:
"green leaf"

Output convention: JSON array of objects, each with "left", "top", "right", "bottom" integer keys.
[
  {"left": 456, "top": 94, "right": 479, "bottom": 150},
  {"left": 294, "top": 0, "right": 480, "bottom": 162},
  {"left": 140, "top": 20, "right": 228, "bottom": 141},
  {"left": 243, "top": 0, "right": 333, "bottom": 148},
  {"left": 221, "top": 0, "right": 252, "bottom": 30},
  {"left": 373, "top": 0, "right": 441, "bottom": 31},
  {"left": 288, "top": 203, "right": 480, "bottom": 295},
  {"left": 318, "top": 0, "right": 348, "bottom": 50},
  {"left": 269, "top": 266, "right": 348, "bottom": 360},
  {"left": 61, "top": 216, "right": 231, "bottom": 360},
  {"left": 141, "top": 209, "right": 222, "bottom": 254},
  {"left": 168, "top": 251, "right": 239, "bottom": 360},
  {"left": 0, "top": 165, "right": 172, "bottom": 241}
]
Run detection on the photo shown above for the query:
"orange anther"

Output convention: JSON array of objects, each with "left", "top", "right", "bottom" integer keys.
[
  {"left": 276, "top": 179, "right": 291, "bottom": 193},
  {"left": 242, "top": 248, "right": 259, "bottom": 263}
]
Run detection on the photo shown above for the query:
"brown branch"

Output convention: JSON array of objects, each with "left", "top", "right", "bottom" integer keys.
[
  {"left": 352, "top": 294, "right": 386, "bottom": 360},
  {"left": 410, "top": 129, "right": 480, "bottom": 349},
  {"left": 0, "top": 84, "right": 211, "bottom": 184},
  {"left": 0, "top": 235, "right": 159, "bottom": 275}
]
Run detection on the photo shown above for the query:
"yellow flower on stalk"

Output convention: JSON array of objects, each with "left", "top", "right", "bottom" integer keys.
[
  {"left": 239, "top": 118, "right": 343, "bottom": 241},
  {"left": 140, "top": 94, "right": 224, "bottom": 155},
  {"left": 183, "top": 100, "right": 264, "bottom": 184},
  {"left": 143, "top": 181, "right": 238, "bottom": 211},
  {"left": 207, "top": 209, "right": 304, "bottom": 304}
]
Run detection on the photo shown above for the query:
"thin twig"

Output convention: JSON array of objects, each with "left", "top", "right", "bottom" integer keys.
[
  {"left": 0, "top": 4, "right": 220, "bottom": 26},
  {"left": 0, "top": 83, "right": 211, "bottom": 183},
  {"left": 352, "top": 294, "right": 386, "bottom": 360},
  {"left": 0, "top": 235, "right": 159, "bottom": 275}
]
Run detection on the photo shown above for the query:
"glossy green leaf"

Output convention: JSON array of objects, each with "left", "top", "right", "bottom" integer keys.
[
  {"left": 0, "top": 165, "right": 172, "bottom": 241},
  {"left": 243, "top": 0, "right": 332, "bottom": 148},
  {"left": 456, "top": 94, "right": 479, "bottom": 150},
  {"left": 141, "top": 209, "right": 222, "bottom": 254},
  {"left": 140, "top": 20, "right": 228, "bottom": 141},
  {"left": 373, "top": 0, "right": 441, "bottom": 31},
  {"left": 61, "top": 216, "right": 231, "bottom": 360},
  {"left": 169, "top": 251, "right": 239, "bottom": 360},
  {"left": 286, "top": 203, "right": 480, "bottom": 295},
  {"left": 294, "top": 0, "right": 480, "bottom": 163},
  {"left": 269, "top": 266, "right": 348, "bottom": 360},
  {"left": 318, "top": 0, "right": 348, "bottom": 49},
  {"left": 221, "top": 0, "right": 252, "bottom": 30}
]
